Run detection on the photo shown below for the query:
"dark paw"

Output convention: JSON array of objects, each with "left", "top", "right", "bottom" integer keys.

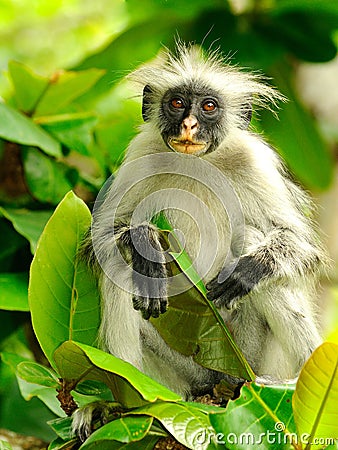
[
  {"left": 72, "top": 401, "right": 123, "bottom": 442},
  {"left": 129, "top": 224, "right": 168, "bottom": 319},
  {"left": 207, "top": 272, "right": 253, "bottom": 309},
  {"left": 132, "top": 277, "right": 168, "bottom": 320},
  {"left": 206, "top": 255, "right": 273, "bottom": 309}
]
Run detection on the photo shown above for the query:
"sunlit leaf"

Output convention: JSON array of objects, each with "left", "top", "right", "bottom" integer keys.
[
  {"left": 0, "top": 440, "right": 13, "bottom": 450},
  {"left": 293, "top": 342, "right": 338, "bottom": 450},
  {"left": 34, "top": 69, "right": 105, "bottom": 117},
  {"left": 0, "top": 103, "right": 61, "bottom": 157},
  {"left": 8, "top": 61, "right": 49, "bottom": 114},
  {"left": 37, "top": 113, "right": 98, "bottom": 156},
  {"left": 209, "top": 382, "right": 297, "bottom": 450},
  {"left": 53, "top": 341, "right": 180, "bottom": 408},
  {"left": 133, "top": 402, "right": 218, "bottom": 450},
  {"left": 29, "top": 191, "right": 100, "bottom": 369},
  {"left": 17, "top": 361, "right": 60, "bottom": 388}
]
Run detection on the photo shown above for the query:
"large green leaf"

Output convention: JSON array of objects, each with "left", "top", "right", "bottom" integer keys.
[
  {"left": 8, "top": 61, "right": 49, "bottom": 114},
  {"left": 22, "top": 147, "right": 78, "bottom": 205},
  {"left": 293, "top": 342, "right": 338, "bottom": 450},
  {"left": 53, "top": 341, "right": 181, "bottom": 408},
  {"left": 132, "top": 402, "right": 218, "bottom": 450},
  {"left": 209, "top": 382, "right": 297, "bottom": 449},
  {"left": 0, "top": 272, "right": 29, "bottom": 311},
  {"left": 260, "top": 63, "right": 333, "bottom": 191},
  {"left": 0, "top": 103, "right": 61, "bottom": 157},
  {"left": 0, "top": 207, "right": 53, "bottom": 253},
  {"left": 29, "top": 191, "right": 100, "bottom": 369},
  {"left": 37, "top": 113, "right": 98, "bottom": 156},
  {"left": 33, "top": 69, "right": 105, "bottom": 117},
  {"left": 152, "top": 214, "right": 255, "bottom": 380}
]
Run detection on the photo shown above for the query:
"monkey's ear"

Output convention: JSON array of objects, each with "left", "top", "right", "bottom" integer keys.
[
  {"left": 240, "top": 103, "right": 252, "bottom": 129},
  {"left": 142, "top": 85, "right": 152, "bottom": 122}
]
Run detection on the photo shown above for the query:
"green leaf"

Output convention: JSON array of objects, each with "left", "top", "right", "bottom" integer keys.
[
  {"left": 260, "top": 63, "right": 333, "bottom": 190},
  {"left": 80, "top": 416, "right": 153, "bottom": 448},
  {"left": 29, "top": 191, "right": 100, "bottom": 369},
  {"left": 133, "top": 402, "right": 218, "bottom": 450},
  {"left": 259, "top": 11, "right": 337, "bottom": 63},
  {"left": 151, "top": 214, "right": 255, "bottom": 380},
  {"left": 292, "top": 342, "right": 338, "bottom": 450},
  {"left": 53, "top": 341, "right": 181, "bottom": 407},
  {"left": 1, "top": 352, "right": 29, "bottom": 373},
  {"left": 37, "top": 113, "right": 98, "bottom": 156},
  {"left": 209, "top": 382, "right": 297, "bottom": 449},
  {"left": 74, "top": 20, "right": 177, "bottom": 100},
  {"left": 34, "top": 69, "right": 105, "bottom": 117},
  {"left": 16, "top": 361, "right": 60, "bottom": 388},
  {"left": 0, "top": 272, "right": 29, "bottom": 311},
  {"left": 80, "top": 436, "right": 160, "bottom": 450},
  {"left": 0, "top": 103, "right": 61, "bottom": 157},
  {"left": 8, "top": 61, "right": 49, "bottom": 114},
  {"left": 48, "top": 416, "right": 74, "bottom": 441},
  {"left": 48, "top": 437, "right": 78, "bottom": 450},
  {"left": 0, "top": 441, "right": 13, "bottom": 450},
  {"left": 22, "top": 147, "right": 78, "bottom": 205},
  {"left": 0, "top": 207, "right": 53, "bottom": 253},
  {"left": 3, "top": 354, "right": 65, "bottom": 417},
  {"left": 0, "top": 219, "right": 27, "bottom": 271},
  {"left": 17, "top": 378, "right": 65, "bottom": 417},
  {"left": 75, "top": 380, "right": 112, "bottom": 397}
]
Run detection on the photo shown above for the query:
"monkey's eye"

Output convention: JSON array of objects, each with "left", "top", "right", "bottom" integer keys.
[
  {"left": 202, "top": 100, "right": 217, "bottom": 112},
  {"left": 171, "top": 98, "right": 185, "bottom": 109}
]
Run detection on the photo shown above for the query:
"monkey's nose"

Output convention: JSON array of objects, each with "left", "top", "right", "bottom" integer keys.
[
  {"left": 183, "top": 115, "right": 198, "bottom": 132},
  {"left": 182, "top": 116, "right": 199, "bottom": 141}
]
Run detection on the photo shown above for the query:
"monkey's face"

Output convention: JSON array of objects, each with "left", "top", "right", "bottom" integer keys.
[
  {"left": 142, "top": 83, "right": 227, "bottom": 156},
  {"left": 160, "top": 85, "right": 226, "bottom": 156}
]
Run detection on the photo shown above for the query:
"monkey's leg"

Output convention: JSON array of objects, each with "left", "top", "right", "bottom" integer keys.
[{"left": 118, "top": 223, "right": 168, "bottom": 320}]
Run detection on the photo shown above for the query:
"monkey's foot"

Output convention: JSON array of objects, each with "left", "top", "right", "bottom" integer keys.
[{"left": 72, "top": 400, "right": 123, "bottom": 443}]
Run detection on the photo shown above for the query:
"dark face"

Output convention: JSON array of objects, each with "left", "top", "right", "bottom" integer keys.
[{"left": 159, "top": 83, "right": 226, "bottom": 155}]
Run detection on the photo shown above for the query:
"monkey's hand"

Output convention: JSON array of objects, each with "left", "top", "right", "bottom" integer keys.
[
  {"left": 72, "top": 401, "right": 124, "bottom": 443},
  {"left": 206, "top": 255, "right": 273, "bottom": 309},
  {"left": 124, "top": 224, "right": 168, "bottom": 320}
]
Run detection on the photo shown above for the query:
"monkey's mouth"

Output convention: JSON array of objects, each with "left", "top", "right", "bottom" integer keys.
[{"left": 168, "top": 138, "right": 209, "bottom": 155}]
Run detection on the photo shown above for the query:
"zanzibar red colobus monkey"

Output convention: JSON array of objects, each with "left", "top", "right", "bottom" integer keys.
[{"left": 73, "top": 42, "right": 326, "bottom": 440}]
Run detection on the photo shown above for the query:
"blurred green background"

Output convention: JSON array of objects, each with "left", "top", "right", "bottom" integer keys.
[{"left": 0, "top": 0, "right": 337, "bottom": 443}]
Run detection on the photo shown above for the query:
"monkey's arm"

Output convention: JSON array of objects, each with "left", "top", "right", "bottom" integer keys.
[
  {"left": 207, "top": 225, "right": 321, "bottom": 309},
  {"left": 114, "top": 223, "right": 168, "bottom": 319}
]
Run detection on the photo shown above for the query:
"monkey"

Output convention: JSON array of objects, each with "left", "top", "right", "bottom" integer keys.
[{"left": 72, "top": 42, "right": 326, "bottom": 441}]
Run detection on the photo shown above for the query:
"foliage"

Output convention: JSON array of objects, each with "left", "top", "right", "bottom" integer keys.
[{"left": 0, "top": 0, "right": 337, "bottom": 448}]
